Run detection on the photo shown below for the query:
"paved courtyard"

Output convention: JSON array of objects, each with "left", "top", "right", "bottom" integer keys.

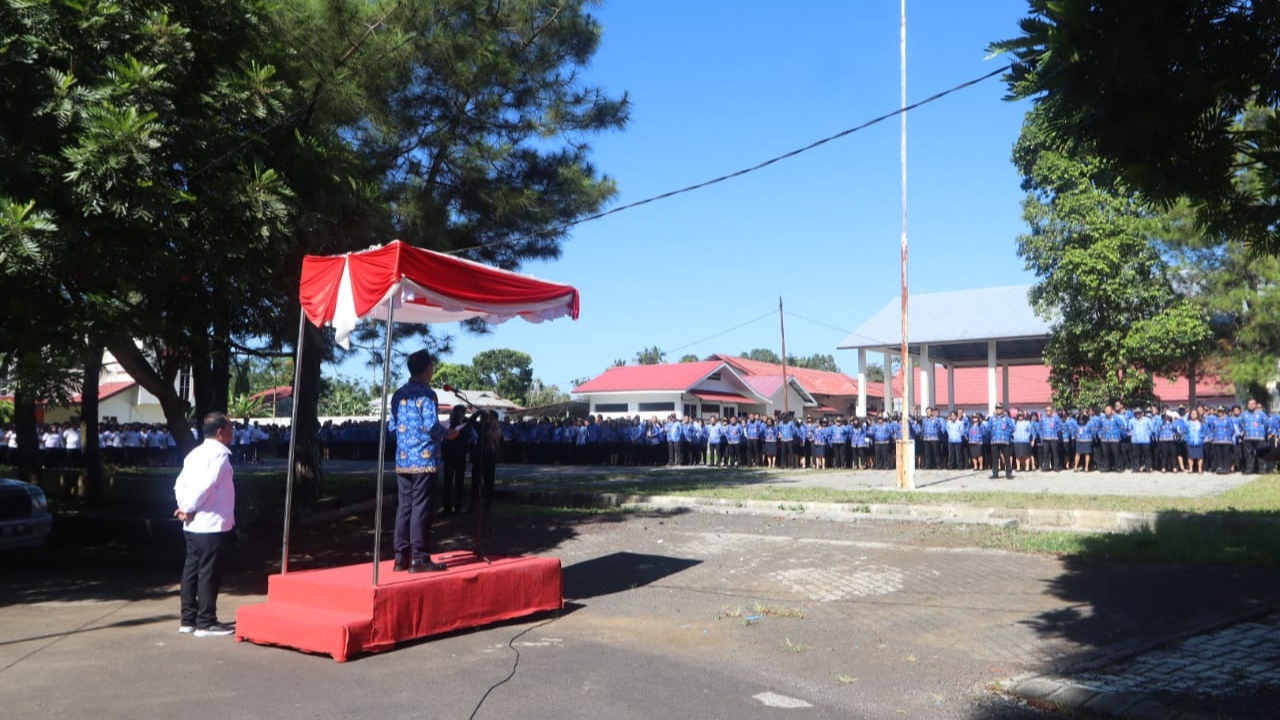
[{"left": 3, "top": 503, "right": 1278, "bottom": 720}]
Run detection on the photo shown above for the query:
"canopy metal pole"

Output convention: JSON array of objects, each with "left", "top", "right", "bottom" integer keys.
[
  {"left": 371, "top": 299, "right": 396, "bottom": 586},
  {"left": 280, "top": 311, "right": 307, "bottom": 574}
]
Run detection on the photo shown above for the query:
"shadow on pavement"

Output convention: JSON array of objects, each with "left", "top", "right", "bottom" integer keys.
[
  {"left": 957, "top": 511, "right": 1280, "bottom": 720},
  {"left": 1025, "top": 510, "right": 1280, "bottom": 664},
  {"left": 0, "top": 613, "right": 176, "bottom": 649},
  {"left": 562, "top": 551, "right": 702, "bottom": 601}
]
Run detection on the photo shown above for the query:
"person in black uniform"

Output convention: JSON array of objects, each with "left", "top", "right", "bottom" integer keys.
[{"left": 440, "top": 405, "right": 473, "bottom": 515}]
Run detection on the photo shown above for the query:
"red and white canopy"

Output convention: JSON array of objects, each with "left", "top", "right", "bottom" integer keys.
[{"left": 299, "top": 240, "right": 580, "bottom": 347}]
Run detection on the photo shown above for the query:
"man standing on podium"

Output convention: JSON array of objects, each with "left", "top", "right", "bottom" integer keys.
[{"left": 391, "top": 350, "right": 449, "bottom": 573}]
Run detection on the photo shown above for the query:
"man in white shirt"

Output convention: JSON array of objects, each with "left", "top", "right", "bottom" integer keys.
[{"left": 173, "top": 412, "right": 237, "bottom": 637}]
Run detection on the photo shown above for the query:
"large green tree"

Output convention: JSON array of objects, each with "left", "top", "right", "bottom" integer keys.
[
  {"left": 0, "top": 0, "right": 302, "bottom": 490},
  {"left": 741, "top": 348, "right": 782, "bottom": 364},
  {"left": 1014, "top": 109, "right": 1212, "bottom": 409},
  {"left": 994, "top": 1, "right": 1280, "bottom": 254},
  {"left": 635, "top": 346, "right": 666, "bottom": 365},
  {"left": 0, "top": 0, "right": 627, "bottom": 498},
  {"left": 1159, "top": 199, "right": 1280, "bottom": 402},
  {"left": 471, "top": 349, "right": 534, "bottom": 401},
  {"left": 790, "top": 353, "right": 840, "bottom": 373}
]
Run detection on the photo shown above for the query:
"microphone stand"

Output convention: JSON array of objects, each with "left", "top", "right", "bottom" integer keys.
[{"left": 452, "top": 388, "right": 491, "bottom": 564}]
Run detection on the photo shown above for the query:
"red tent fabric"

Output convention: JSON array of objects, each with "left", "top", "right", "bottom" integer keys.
[{"left": 299, "top": 240, "right": 580, "bottom": 346}]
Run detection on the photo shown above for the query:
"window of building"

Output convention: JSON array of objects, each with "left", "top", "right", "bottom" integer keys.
[
  {"left": 638, "top": 402, "right": 675, "bottom": 412},
  {"left": 594, "top": 403, "right": 628, "bottom": 413},
  {"left": 700, "top": 403, "right": 720, "bottom": 416},
  {"left": 682, "top": 403, "right": 697, "bottom": 418},
  {"left": 178, "top": 367, "right": 192, "bottom": 402}
]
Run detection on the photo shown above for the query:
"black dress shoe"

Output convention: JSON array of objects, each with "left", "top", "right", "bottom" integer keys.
[
  {"left": 409, "top": 560, "right": 448, "bottom": 573},
  {"left": 393, "top": 559, "right": 410, "bottom": 572}
]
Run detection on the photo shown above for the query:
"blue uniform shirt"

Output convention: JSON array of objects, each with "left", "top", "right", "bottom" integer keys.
[
  {"left": 390, "top": 380, "right": 446, "bottom": 474},
  {"left": 987, "top": 415, "right": 1015, "bottom": 443}
]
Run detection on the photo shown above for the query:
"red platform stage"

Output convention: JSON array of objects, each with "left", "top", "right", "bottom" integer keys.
[{"left": 235, "top": 552, "right": 563, "bottom": 662}]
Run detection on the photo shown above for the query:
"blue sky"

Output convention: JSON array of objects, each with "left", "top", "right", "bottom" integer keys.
[{"left": 336, "top": 0, "right": 1037, "bottom": 391}]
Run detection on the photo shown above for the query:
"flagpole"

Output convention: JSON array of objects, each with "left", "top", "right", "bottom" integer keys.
[{"left": 896, "top": 0, "right": 915, "bottom": 490}]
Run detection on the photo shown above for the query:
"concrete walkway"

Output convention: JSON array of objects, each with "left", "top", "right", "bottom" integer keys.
[{"left": 257, "top": 457, "right": 1278, "bottom": 718}]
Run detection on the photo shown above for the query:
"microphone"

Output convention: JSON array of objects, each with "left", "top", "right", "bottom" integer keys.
[{"left": 443, "top": 384, "right": 474, "bottom": 408}]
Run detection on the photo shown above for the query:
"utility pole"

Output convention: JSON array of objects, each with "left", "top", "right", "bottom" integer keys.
[
  {"left": 779, "top": 296, "right": 790, "bottom": 417},
  {"left": 896, "top": 0, "right": 915, "bottom": 490}
]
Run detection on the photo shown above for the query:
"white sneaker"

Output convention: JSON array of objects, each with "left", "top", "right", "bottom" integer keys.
[
  {"left": 193, "top": 623, "right": 235, "bottom": 637},
  {"left": 178, "top": 625, "right": 195, "bottom": 634}
]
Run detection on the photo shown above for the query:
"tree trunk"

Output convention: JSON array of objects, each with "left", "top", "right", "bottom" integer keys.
[
  {"left": 105, "top": 338, "right": 198, "bottom": 456},
  {"left": 192, "top": 349, "right": 214, "bottom": 424},
  {"left": 211, "top": 328, "right": 231, "bottom": 416},
  {"left": 291, "top": 320, "right": 325, "bottom": 502},
  {"left": 14, "top": 383, "right": 39, "bottom": 485},
  {"left": 81, "top": 344, "right": 105, "bottom": 503}
]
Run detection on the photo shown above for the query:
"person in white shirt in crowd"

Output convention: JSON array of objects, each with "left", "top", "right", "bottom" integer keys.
[
  {"left": 122, "top": 423, "right": 143, "bottom": 466},
  {"left": 232, "top": 417, "right": 252, "bottom": 461},
  {"left": 2, "top": 425, "right": 16, "bottom": 465},
  {"left": 250, "top": 422, "right": 269, "bottom": 464},
  {"left": 41, "top": 423, "right": 65, "bottom": 468},
  {"left": 62, "top": 422, "right": 82, "bottom": 464},
  {"left": 145, "top": 424, "right": 168, "bottom": 466},
  {"left": 173, "top": 412, "right": 237, "bottom": 637}
]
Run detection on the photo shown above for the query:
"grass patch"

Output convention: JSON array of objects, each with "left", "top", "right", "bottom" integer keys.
[
  {"left": 910, "top": 519, "right": 1280, "bottom": 565},
  {"left": 749, "top": 601, "right": 805, "bottom": 619},
  {"left": 497, "top": 504, "right": 635, "bottom": 518},
  {"left": 523, "top": 470, "right": 1280, "bottom": 515}
]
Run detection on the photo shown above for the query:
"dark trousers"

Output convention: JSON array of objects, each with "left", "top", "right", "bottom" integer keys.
[
  {"left": 832, "top": 443, "right": 847, "bottom": 469},
  {"left": 395, "top": 471, "right": 436, "bottom": 563},
  {"left": 990, "top": 442, "right": 1012, "bottom": 477},
  {"left": 948, "top": 442, "right": 964, "bottom": 470},
  {"left": 1133, "top": 443, "right": 1152, "bottom": 471},
  {"left": 1099, "top": 441, "right": 1120, "bottom": 471},
  {"left": 1213, "top": 443, "right": 1233, "bottom": 473},
  {"left": 875, "top": 442, "right": 893, "bottom": 469},
  {"left": 923, "top": 440, "right": 942, "bottom": 469},
  {"left": 668, "top": 441, "right": 680, "bottom": 465},
  {"left": 778, "top": 440, "right": 793, "bottom": 468},
  {"left": 442, "top": 449, "right": 468, "bottom": 513},
  {"left": 1243, "top": 438, "right": 1265, "bottom": 474},
  {"left": 181, "top": 530, "right": 232, "bottom": 629},
  {"left": 1158, "top": 440, "right": 1179, "bottom": 471},
  {"left": 1040, "top": 439, "right": 1061, "bottom": 471}
]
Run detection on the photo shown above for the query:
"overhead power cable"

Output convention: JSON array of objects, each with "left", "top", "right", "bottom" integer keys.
[{"left": 442, "top": 60, "right": 1022, "bottom": 257}]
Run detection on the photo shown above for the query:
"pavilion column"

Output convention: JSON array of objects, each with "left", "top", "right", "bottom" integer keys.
[
  {"left": 857, "top": 348, "right": 868, "bottom": 417},
  {"left": 987, "top": 340, "right": 997, "bottom": 416},
  {"left": 900, "top": 351, "right": 911, "bottom": 417},
  {"left": 885, "top": 350, "right": 895, "bottom": 414},
  {"left": 919, "top": 344, "right": 931, "bottom": 414},
  {"left": 946, "top": 364, "right": 955, "bottom": 412},
  {"left": 1003, "top": 363, "right": 1011, "bottom": 409}
]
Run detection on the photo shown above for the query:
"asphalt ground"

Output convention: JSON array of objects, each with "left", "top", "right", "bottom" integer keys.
[{"left": 4, "top": 493, "right": 1280, "bottom": 720}]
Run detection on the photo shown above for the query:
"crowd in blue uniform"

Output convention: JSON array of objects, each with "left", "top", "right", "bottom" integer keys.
[
  {"left": 491, "top": 397, "right": 1279, "bottom": 477},
  {"left": 148, "top": 398, "right": 1276, "bottom": 479}
]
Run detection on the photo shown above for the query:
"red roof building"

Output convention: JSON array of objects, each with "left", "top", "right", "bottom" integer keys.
[
  {"left": 572, "top": 361, "right": 814, "bottom": 419},
  {"left": 711, "top": 354, "right": 884, "bottom": 418}
]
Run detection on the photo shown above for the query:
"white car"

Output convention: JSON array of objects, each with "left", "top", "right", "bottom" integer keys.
[{"left": 0, "top": 478, "right": 53, "bottom": 549}]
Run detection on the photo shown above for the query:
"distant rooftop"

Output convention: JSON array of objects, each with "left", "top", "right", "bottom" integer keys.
[{"left": 839, "top": 285, "right": 1051, "bottom": 365}]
